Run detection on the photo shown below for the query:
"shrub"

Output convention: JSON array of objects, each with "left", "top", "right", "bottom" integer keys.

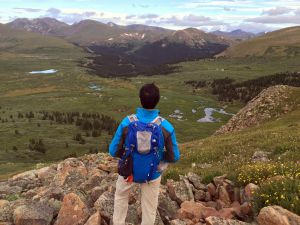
[{"left": 253, "top": 177, "right": 300, "bottom": 215}]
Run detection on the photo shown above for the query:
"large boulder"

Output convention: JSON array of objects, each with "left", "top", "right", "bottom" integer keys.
[
  {"left": 54, "top": 193, "right": 89, "bottom": 225},
  {"left": 257, "top": 206, "right": 300, "bottom": 225},
  {"left": 13, "top": 202, "right": 54, "bottom": 225}
]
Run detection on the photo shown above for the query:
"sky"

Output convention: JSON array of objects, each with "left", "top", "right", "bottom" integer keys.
[{"left": 0, "top": 0, "right": 300, "bottom": 33}]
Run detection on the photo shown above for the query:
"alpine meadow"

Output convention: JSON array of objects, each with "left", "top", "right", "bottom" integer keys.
[{"left": 0, "top": 1, "right": 300, "bottom": 225}]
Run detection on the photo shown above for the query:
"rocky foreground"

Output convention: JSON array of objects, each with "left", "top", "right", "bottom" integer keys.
[{"left": 0, "top": 153, "right": 299, "bottom": 225}]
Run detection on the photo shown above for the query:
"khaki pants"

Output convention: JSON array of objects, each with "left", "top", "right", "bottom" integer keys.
[{"left": 113, "top": 175, "right": 161, "bottom": 225}]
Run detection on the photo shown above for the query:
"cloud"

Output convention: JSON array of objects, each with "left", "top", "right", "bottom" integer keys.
[
  {"left": 224, "top": 22, "right": 275, "bottom": 33},
  {"left": 46, "top": 8, "right": 61, "bottom": 17},
  {"left": 262, "top": 7, "right": 292, "bottom": 16},
  {"left": 160, "top": 14, "right": 227, "bottom": 27},
  {"left": 132, "top": 4, "right": 150, "bottom": 8},
  {"left": 138, "top": 14, "right": 159, "bottom": 19},
  {"left": 246, "top": 13, "right": 300, "bottom": 24},
  {"left": 44, "top": 8, "right": 98, "bottom": 24},
  {"left": 14, "top": 8, "right": 43, "bottom": 13}
]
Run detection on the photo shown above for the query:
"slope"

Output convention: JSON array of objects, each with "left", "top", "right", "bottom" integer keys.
[
  {"left": 223, "top": 26, "right": 300, "bottom": 57},
  {"left": 164, "top": 86, "right": 300, "bottom": 182},
  {"left": 0, "top": 23, "right": 78, "bottom": 54}
]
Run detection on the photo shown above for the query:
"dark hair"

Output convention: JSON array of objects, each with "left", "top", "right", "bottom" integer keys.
[{"left": 139, "top": 83, "right": 160, "bottom": 109}]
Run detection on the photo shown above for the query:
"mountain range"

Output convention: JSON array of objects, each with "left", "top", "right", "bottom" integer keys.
[{"left": 1, "top": 17, "right": 300, "bottom": 76}]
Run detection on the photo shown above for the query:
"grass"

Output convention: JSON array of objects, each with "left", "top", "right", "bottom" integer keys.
[
  {"left": 224, "top": 26, "right": 300, "bottom": 57},
  {"left": 163, "top": 87, "right": 300, "bottom": 185},
  {"left": 1, "top": 27, "right": 300, "bottom": 180}
]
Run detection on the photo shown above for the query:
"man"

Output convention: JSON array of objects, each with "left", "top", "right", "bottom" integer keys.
[{"left": 109, "top": 83, "right": 180, "bottom": 225}]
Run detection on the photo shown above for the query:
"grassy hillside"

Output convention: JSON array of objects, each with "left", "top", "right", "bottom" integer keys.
[
  {"left": 223, "top": 26, "right": 300, "bottom": 57},
  {"left": 164, "top": 86, "right": 300, "bottom": 183},
  {"left": 0, "top": 24, "right": 76, "bottom": 53},
  {"left": 1, "top": 24, "right": 300, "bottom": 181}
]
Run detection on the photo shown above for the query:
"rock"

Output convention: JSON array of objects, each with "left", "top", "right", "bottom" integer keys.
[
  {"left": 233, "top": 187, "right": 241, "bottom": 203},
  {"left": 0, "top": 201, "right": 13, "bottom": 222},
  {"left": 36, "top": 167, "right": 56, "bottom": 185},
  {"left": 11, "top": 170, "right": 37, "bottom": 182},
  {"left": 154, "top": 212, "right": 164, "bottom": 225},
  {"left": 187, "top": 173, "right": 205, "bottom": 190},
  {"left": 53, "top": 158, "right": 88, "bottom": 187},
  {"left": 170, "top": 219, "right": 188, "bottom": 225},
  {"left": 252, "top": 151, "right": 270, "bottom": 162},
  {"left": 230, "top": 201, "right": 241, "bottom": 216},
  {"left": 218, "top": 208, "right": 235, "bottom": 219},
  {"left": 90, "top": 186, "right": 108, "bottom": 203},
  {"left": 177, "top": 201, "right": 220, "bottom": 220},
  {"left": 13, "top": 203, "right": 53, "bottom": 225},
  {"left": 34, "top": 186, "right": 64, "bottom": 201},
  {"left": 205, "top": 216, "right": 252, "bottom": 225},
  {"left": 94, "top": 191, "right": 115, "bottom": 222},
  {"left": 177, "top": 201, "right": 205, "bottom": 219},
  {"left": 205, "top": 192, "right": 212, "bottom": 202},
  {"left": 182, "top": 177, "right": 194, "bottom": 202},
  {"left": 166, "top": 180, "right": 193, "bottom": 205},
  {"left": 257, "top": 206, "right": 300, "bottom": 225},
  {"left": 216, "top": 85, "right": 293, "bottom": 134},
  {"left": 54, "top": 193, "right": 89, "bottom": 225},
  {"left": 98, "top": 162, "right": 118, "bottom": 173},
  {"left": 82, "top": 171, "right": 106, "bottom": 191},
  {"left": 218, "top": 186, "right": 231, "bottom": 206},
  {"left": 206, "top": 201, "right": 217, "bottom": 209},
  {"left": 240, "top": 202, "right": 253, "bottom": 216},
  {"left": 207, "top": 183, "right": 216, "bottom": 197},
  {"left": 0, "top": 200, "right": 9, "bottom": 208},
  {"left": 213, "top": 175, "right": 227, "bottom": 187},
  {"left": 194, "top": 190, "right": 206, "bottom": 202},
  {"left": 158, "top": 191, "right": 179, "bottom": 222},
  {"left": 244, "top": 183, "right": 259, "bottom": 200},
  {"left": 216, "top": 200, "right": 226, "bottom": 210},
  {"left": 47, "top": 198, "right": 61, "bottom": 217},
  {"left": 0, "top": 185, "right": 22, "bottom": 197},
  {"left": 84, "top": 211, "right": 101, "bottom": 225}
]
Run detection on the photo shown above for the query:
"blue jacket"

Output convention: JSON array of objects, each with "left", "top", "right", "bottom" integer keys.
[{"left": 109, "top": 107, "right": 180, "bottom": 180}]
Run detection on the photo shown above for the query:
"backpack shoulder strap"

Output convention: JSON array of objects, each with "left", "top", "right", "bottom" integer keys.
[
  {"left": 127, "top": 114, "right": 139, "bottom": 123},
  {"left": 151, "top": 116, "right": 165, "bottom": 126}
]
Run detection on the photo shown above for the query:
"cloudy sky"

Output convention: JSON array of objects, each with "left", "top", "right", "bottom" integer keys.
[{"left": 0, "top": 0, "right": 300, "bottom": 32}]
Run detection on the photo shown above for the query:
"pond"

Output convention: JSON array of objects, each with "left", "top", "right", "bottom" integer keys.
[
  {"left": 29, "top": 69, "right": 58, "bottom": 74},
  {"left": 88, "top": 84, "right": 102, "bottom": 91},
  {"left": 197, "top": 108, "right": 234, "bottom": 123}
]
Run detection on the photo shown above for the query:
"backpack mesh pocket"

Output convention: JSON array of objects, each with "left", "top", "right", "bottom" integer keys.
[{"left": 137, "top": 131, "right": 152, "bottom": 154}]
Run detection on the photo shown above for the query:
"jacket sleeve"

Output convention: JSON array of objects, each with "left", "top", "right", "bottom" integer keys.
[
  {"left": 161, "top": 120, "right": 180, "bottom": 163},
  {"left": 109, "top": 117, "right": 130, "bottom": 157}
]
